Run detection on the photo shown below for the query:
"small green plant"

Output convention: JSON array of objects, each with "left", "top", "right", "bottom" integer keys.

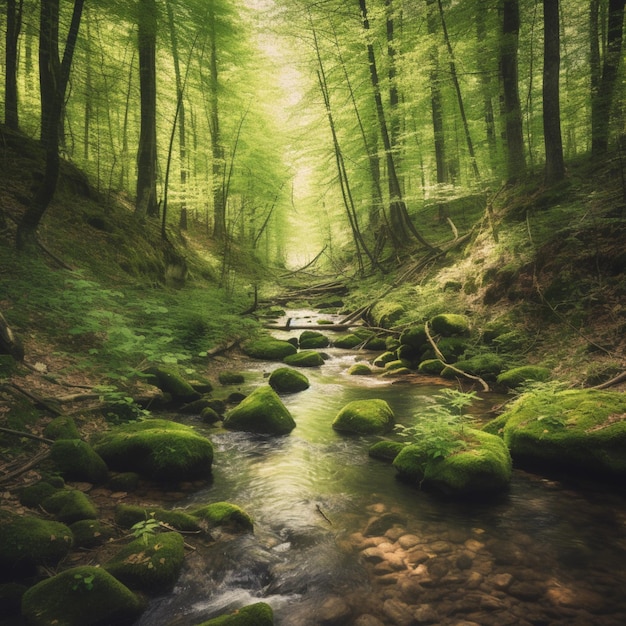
[
  {"left": 131, "top": 515, "right": 161, "bottom": 545},
  {"left": 71, "top": 572, "right": 95, "bottom": 592}
]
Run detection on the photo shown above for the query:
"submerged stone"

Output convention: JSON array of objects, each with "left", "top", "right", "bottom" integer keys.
[
  {"left": 369, "top": 440, "right": 405, "bottom": 462},
  {"left": 190, "top": 501, "right": 254, "bottom": 532},
  {"left": 348, "top": 363, "right": 373, "bottom": 376},
  {"left": 196, "top": 602, "right": 273, "bottom": 625},
  {"left": 219, "top": 371, "right": 245, "bottom": 385},
  {"left": 333, "top": 334, "right": 363, "bottom": 349},
  {"left": 223, "top": 386, "right": 296, "bottom": 435},
  {"left": 332, "top": 399, "right": 395, "bottom": 435},
  {"left": 268, "top": 367, "right": 310, "bottom": 393}
]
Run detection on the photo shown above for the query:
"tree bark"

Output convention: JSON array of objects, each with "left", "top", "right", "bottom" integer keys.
[
  {"left": 4, "top": 0, "right": 23, "bottom": 130},
  {"left": 543, "top": 0, "right": 565, "bottom": 183}
]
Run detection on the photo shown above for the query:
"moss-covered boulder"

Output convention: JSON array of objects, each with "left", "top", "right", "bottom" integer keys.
[
  {"left": 332, "top": 399, "right": 395, "bottom": 435},
  {"left": 105, "top": 532, "right": 185, "bottom": 593},
  {"left": 283, "top": 350, "right": 324, "bottom": 367},
  {"left": 368, "top": 301, "right": 405, "bottom": 328},
  {"left": 190, "top": 502, "right": 254, "bottom": 533},
  {"left": 483, "top": 388, "right": 626, "bottom": 477},
  {"left": 299, "top": 330, "right": 330, "bottom": 349},
  {"left": 180, "top": 398, "right": 214, "bottom": 414},
  {"left": 144, "top": 366, "right": 202, "bottom": 403},
  {"left": 69, "top": 519, "right": 114, "bottom": 549},
  {"left": 42, "top": 489, "right": 98, "bottom": 524},
  {"left": 196, "top": 602, "right": 274, "bottom": 625},
  {"left": 418, "top": 359, "right": 446, "bottom": 376},
  {"left": 107, "top": 472, "right": 140, "bottom": 492},
  {"left": 223, "top": 386, "right": 296, "bottom": 435},
  {"left": 50, "top": 439, "right": 109, "bottom": 484},
  {"left": 368, "top": 441, "right": 405, "bottom": 462},
  {"left": 347, "top": 363, "right": 373, "bottom": 376},
  {"left": 496, "top": 365, "right": 552, "bottom": 388},
  {"left": 400, "top": 325, "right": 427, "bottom": 351},
  {"left": 436, "top": 337, "right": 470, "bottom": 362},
  {"left": 363, "top": 336, "right": 387, "bottom": 351},
  {"left": 219, "top": 371, "right": 245, "bottom": 385},
  {"left": 92, "top": 419, "right": 213, "bottom": 481},
  {"left": 242, "top": 337, "right": 297, "bottom": 360},
  {"left": 430, "top": 313, "right": 470, "bottom": 337},
  {"left": 43, "top": 416, "right": 80, "bottom": 440},
  {"left": 21, "top": 566, "right": 143, "bottom": 626},
  {"left": 18, "top": 480, "right": 61, "bottom": 509},
  {"left": 114, "top": 504, "right": 201, "bottom": 532},
  {"left": 373, "top": 351, "right": 397, "bottom": 368},
  {"left": 0, "top": 512, "right": 73, "bottom": 579},
  {"left": 333, "top": 334, "right": 363, "bottom": 349},
  {"left": 268, "top": 367, "right": 310, "bottom": 393},
  {"left": 201, "top": 406, "right": 222, "bottom": 424},
  {"left": 393, "top": 428, "right": 512, "bottom": 496},
  {"left": 384, "top": 359, "right": 411, "bottom": 372},
  {"left": 442, "top": 353, "right": 504, "bottom": 381}
]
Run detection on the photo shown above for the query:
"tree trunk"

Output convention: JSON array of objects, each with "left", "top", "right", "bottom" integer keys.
[
  {"left": 5, "top": 0, "right": 23, "bottom": 130},
  {"left": 500, "top": 0, "right": 526, "bottom": 183},
  {"left": 543, "top": 0, "right": 565, "bottom": 183},
  {"left": 16, "top": 0, "right": 85, "bottom": 250},
  {"left": 591, "top": 0, "right": 626, "bottom": 155},
  {"left": 135, "top": 0, "right": 159, "bottom": 218}
]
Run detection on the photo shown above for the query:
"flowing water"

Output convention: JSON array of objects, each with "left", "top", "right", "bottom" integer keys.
[{"left": 135, "top": 313, "right": 626, "bottom": 626}]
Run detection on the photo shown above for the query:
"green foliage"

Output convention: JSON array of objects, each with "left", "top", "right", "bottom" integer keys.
[
  {"left": 71, "top": 572, "right": 96, "bottom": 593},
  {"left": 130, "top": 516, "right": 161, "bottom": 546}
]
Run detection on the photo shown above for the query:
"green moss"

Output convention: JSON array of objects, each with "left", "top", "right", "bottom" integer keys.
[
  {"left": 363, "top": 336, "right": 387, "bottom": 350},
  {"left": 400, "top": 325, "right": 427, "bottom": 350},
  {"left": 386, "top": 336, "right": 401, "bottom": 351},
  {"left": 299, "top": 330, "right": 330, "bottom": 349},
  {"left": 219, "top": 371, "right": 245, "bottom": 385},
  {"left": 373, "top": 351, "right": 397, "bottom": 368},
  {"left": 381, "top": 367, "right": 412, "bottom": 378},
  {"left": 384, "top": 359, "right": 411, "bottom": 371},
  {"left": 283, "top": 350, "right": 324, "bottom": 367},
  {"left": 332, "top": 399, "right": 395, "bottom": 435},
  {"left": 0, "top": 354, "right": 18, "bottom": 378},
  {"left": 493, "top": 330, "right": 527, "bottom": 353},
  {"left": 496, "top": 365, "right": 552, "bottom": 388},
  {"left": 242, "top": 337, "right": 297, "bottom": 360},
  {"left": 114, "top": 504, "right": 201, "bottom": 532},
  {"left": 197, "top": 602, "right": 274, "bottom": 625},
  {"left": 144, "top": 366, "right": 201, "bottom": 403},
  {"left": 180, "top": 398, "right": 214, "bottom": 414},
  {"left": 43, "top": 416, "right": 81, "bottom": 440},
  {"left": 442, "top": 353, "right": 504, "bottom": 380},
  {"left": 18, "top": 481, "right": 61, "bottom": 509},
  {"left": 393, "top": 428, "right": 512, "bottom": 496},
  {"left": 347, "top": 363, "right": 373, "bottom": 376},
  {"left": 50, "top": 439, "right": 109, "bottom": 484},
  {"left": 430, "top": 313, "right": 470, "bottom": 337},
  {"left": 201, "top": 406, "right": 222, "bottom": 424},
  {"left": 333, "top": 334, "right": 363, "bottom": 349},
  {"left": 268, "top": 367, "right": 310, "bottom": 393},
  {"left": 42, "top": 489, "right": 98, "bottom": 524},
  {"left": 418, "top": 359, "right": 445, "bottom": 375},
  {"left": 369, "top": 301, "right": 405, "bottom": 328},
  {"left": 224, "top": 386, "right": 296, "bottom": 435},
  {"left": 69, "top": 519, "right": 114, "bottom": 549},
  {"left": 368, "top": 441, "right": 405, "bottom": 462},
  {"left": 483, "top": 388, "right": 626, "bottom": 477},
  {"left": 105, "top": 532, "right": 185, "bottom": 593},
  {"left": 0, "top": 512, "right": 73, "bottom": 576},
  {"left": 190, "top": 502, "right": 254, "bottom": 532},
  {"left": 21, "top": 566, "right": 144, "bottom": 626},
  {"left": 107, "top": 472, "right": 140, "bottom": 492},
  {"left": 436, "top": 337, "right": 469, "bottom": 362},
  {"left": 92, "top": 419, "right": 214, "bottom": 481}
]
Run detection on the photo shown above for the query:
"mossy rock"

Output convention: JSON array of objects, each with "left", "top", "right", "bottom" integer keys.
[
  {"left": 0, "top": 512, "right": 73, "bottom": 578},
  {"left": 190, "top": 502, "right": 254, "bottom": 532},
  {"left": 21, "top": 566, "right": 143, "bottom": 626},
  {"left": 385, "top": 336, "right": 401, "bottom": 351},
  {"left": 363, "top": 336, "right": 387, "bottom": 351},
  {"left": 442, "top": 353, "right": 504, "bottom": 381},
  {"left": 50, "top": 439, "right": 109, "bottom": 484},
  {"left": 368, "top": 301, "right": 405, "bottom": 328},
  {"left": 189, "top": 376, "right": 214, "bottom": 394},
  {"left": 92, "top": 419, "right": 213, "bottom": 481},
  {"left": 144, "top": 366, "right": 202, "bottom": 403},
  {"left": 223, "top": 386, "right": 296, "bottom": 435},
  {"left": 201, "top": 406, "right": 222, "bottom": 424},
  {"left": 384, "top": 359, "right": 411, "bottom": 371},
  {"left": 483, "top": 389, "right": 626, "bottom": 478},
  {"left": 105, "top": 532, "right": 185, "bottom": 593},
  {"left": 373, "top": 351, "right": 397, "bottom": 368},
  {"left": 400, "top": 325, "right": 427, "bottom": 350},
  {"left": 496, "top": 365, "right": 552, "bottom": 388},
  {"left": 493, "top": 330, "right": 527, "bottom": 353},
  {"left": 347, "top": 363, "right": 373, "bottom": 376},
  {"left": 332, "top": 399, "right": 395, "bottom": 435},
  {"left": 179, "top": 398, "right": 214, "bottom": 415},
  {"left": 18, "top": 481, "right": 61, "bottom": 509},
  {"left": 369, "top": 441, "right": 405, "bottom": 462},
  {"left": 42, "top": 489, "right": 98, "bottom": 524},
  {"left": 381, "top": 367, "right": 412, "bottom": 378},
  {"left": 114, "top": 504, "right": 201, "bottom": 532},
  {"left": 283, "top": 350, "right": 324, "bottom": 367},
  {"left": 43, "top": 416, "right": 80, "bottom": 440},
  {"left": 418, "top": 359, "right": 446, "bottom": 376},
  {"left": 242, "top": 337, "right": 297, "bottom": 360},
  {"left": 268, "top": 367, "right": 310, "bottom": 393},
  {"left": 107, "top": 472, "right": 140, "bottom": 492},
  {"left": 69, "top": 519, "right": 114, "bottom": 549},
  {"left": 333, "top": 334, "right": 363, "bottom": 349},
  {"left": 299, "top": 330, "right": 330, "bottom": 349},
  {"left": 196, "top": 602, "right": 274, "bottom": 625},
  {"left": 396, "top": 344, "right": 420, "bottom": 362},
  {"left": 430, "top": 313, "right": 470, "bottom": 337},
  {"left": 436, "top": 337, "right": 469, "bottom": 362},
  {"left": 219, "top": 371, "right": 245, "bottom": 385},
  {"left": 393, "top": 428, "right": 512, "bottom": 496}
]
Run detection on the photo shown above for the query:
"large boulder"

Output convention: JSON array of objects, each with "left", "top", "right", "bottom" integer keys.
[
  {"left": 50, "top": 439, "right": 109, "bottom": 484},
  {"left": 21, "top": 566, "right": 143, "bottom": 626},
  {"left": 223, "top": 386, "right": 296, "bottom": 435},
  {"left": 283, "top": 350, "right": 324, "bottom": 367},
  {"left": 268, "top": 367, "right": 310, "bottom": 393},
  {"left": 0, "top": 512, "right": 73, "bottom": 580},
  {"left": 105, "top": 532, "right": 185, "bottom": 593},
  {"left": 196, "top": 602, "right": 273, "bottom": 625},
  {"left": 332, "top": 399, "right": 395, "bottom": 435},
  {"left": 368, "top": 301, "right": 405, "bottom": 328},
  {"left": 242, "top": 337, "right": 297, "bottom": 360},
  {"left": 483, "top": 388, "right": 626, "bottom": 477},
  {"left": 43, "top": 416, "right": 81, "bottom": 440},
  {"left": 92, "top": 419, "right": 213, "bottom": 481},
  {"left": 441, "top": 353, "right": 505, "bottom": 381},
  {"left": 393, "top": 427, "right": 512, "bottom": 496},
  {"left": 333, "top": 334, "right": 363, "bottom": 349},
  {"left": 42, "top": 489, "right": 98, "bottom": 524}
]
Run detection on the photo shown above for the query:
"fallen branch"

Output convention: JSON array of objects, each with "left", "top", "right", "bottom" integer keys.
[
  {"left": 592, "top": 370, "right": 626, "bottom": 390},
  {"left": 316, "top": 504, "right": 332, "bottom": 525},
  {"left": 0, "top": 426, "right": 54, "bottom": 445},
  {"left": 7, "top": 382, "right": 63, "bottom": 415},
  {"left": 0, "top": 450, "right": 51, "bottom": 485}
]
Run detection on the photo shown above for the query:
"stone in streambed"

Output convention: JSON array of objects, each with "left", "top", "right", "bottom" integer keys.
[
  {"left": 268, "top": 367, "right": 310, "bottom": 393},
  {"left": 332, "top": 399, "right": 395, "bottom": 435},
  {"left": 243, "top": 336, "right": 297, "bottom": 360},
  {"left": 283, "top": 350, "right": 324, "bottom": 367},
  {"left": 223, "top": 386, "right": 296, "bottom": 435},
  {"left": 299, "top": 330, "right": 330, "bottom": 349},
  {"left": 195, "top": 602, "right": 273, "bottom": 625}
]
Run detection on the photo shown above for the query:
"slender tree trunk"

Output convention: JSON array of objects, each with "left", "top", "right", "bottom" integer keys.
[
  {"left": 591, "top": 0, "right": 626, "bottom": 155},
  {"left": 500, "top": 0, "right": 526, "bottom": 183},
  {"left": 16, "top": 0, "right": 85, "bottom": 250},
  {"left": 83, "top": 16, "right": 92, "bottom": 162},
  {"left": 135, "top": 0, "right": 159, "bottom": 218},
  {"left": 543, "top": 0, "right": 565, "bottom": 183},
  {"left": 5, "top": 0, "right": 24, "bottom": 130},
  {"left": 385, "top": 0, "right": 403, "bottom": 198}
]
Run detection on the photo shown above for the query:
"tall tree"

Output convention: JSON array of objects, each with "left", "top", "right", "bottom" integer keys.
[
  {"left": 5, "top": 0, "right": 24, "bottom": 130},
  {"left": 543, "top": 0, "right": 565, "bottom": 183},
  {"left": 135, "top": 0, "right": 159, "bottom": 218},
  {"left": 499, "top": 0, "right": 526, "bottom": 183},
  {"left": 16, "top": 0, "right": 85, "bottom": 250}
]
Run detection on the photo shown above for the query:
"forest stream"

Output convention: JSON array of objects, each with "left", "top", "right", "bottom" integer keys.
[{"left": 134, "top": 311, "right": 626, "bottom": 626}]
